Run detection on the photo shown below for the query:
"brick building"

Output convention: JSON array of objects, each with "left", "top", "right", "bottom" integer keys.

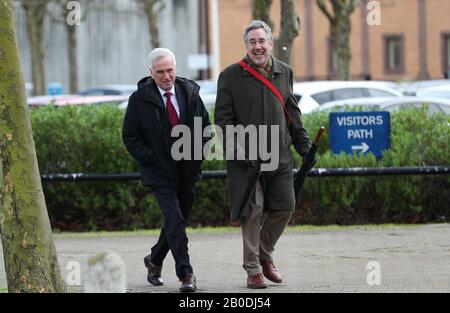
[{"left": 213, "top": 0, "right": 450, "bottom": 82}]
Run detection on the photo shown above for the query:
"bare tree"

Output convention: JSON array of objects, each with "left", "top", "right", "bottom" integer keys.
[
  {"left": 277, "top": 0, "right": 300, "bottom": 65},
  {"left": 252, "top": 0, "right": 299, "bottom": 65},
  {"left": 0, "top": 0, "right": 65, "bottom": 293},
  {"left": 317, "top": 0, "right": 359, "bottom": 80},
  {"left": 50, "top": 0, "right": 90, "bottom": 94},
  {"left": 137, "top": 0, "right": 166, "bottom": 48},
  {"left": 252, "top": 0, "right": 274, "bottom": 30},
  {"left": 18, "top": 0, "right": 50, "bottom": 96}
]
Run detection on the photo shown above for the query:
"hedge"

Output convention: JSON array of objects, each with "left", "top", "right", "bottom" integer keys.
[{"left": 29, "top": 105, "right": 450, "bottom": 231}]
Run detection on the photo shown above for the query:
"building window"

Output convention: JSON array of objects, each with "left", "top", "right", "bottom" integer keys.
[
  {"left": 384, "top": 35, "right": 404, "bottom": 74},
  {"left": 443, "top": 34, "right": 450, "bottom": 78}
]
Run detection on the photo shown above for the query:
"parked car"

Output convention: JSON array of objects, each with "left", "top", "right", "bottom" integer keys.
[
  {"left": 25, "top": 82, "right": 33, "bottom": 98},
  {"left": 28, "top": 95, "right": 79, "bottom": 108},
  {"left": 315, "top": 96, "right": 450, "bottom": 115},
  {"left": 196, "top": 80, "right": 217, "bottom": 113},
  {"left": 397, "top": 80, "right": 450, "bottom": 96},
  {"left": 381, "top": 97, "right": 450, "bottom": 114},
  {"left": 118, "top": 80, "right": 218, "bottom": 112},
  {"left": 77, "top": 84, "right": 136, "bottom": 96},
  {"left": 28, "top": 94, "right": 128, "bottom": 108},
  {"left": 416, "top": 84, "right": 450, "bottom": 99},
  {"left": 61, "top": 95, "right": 129, "bottom": 106},
  {"left": 293, "top": 81, "right": 402, "bottom": 114}
]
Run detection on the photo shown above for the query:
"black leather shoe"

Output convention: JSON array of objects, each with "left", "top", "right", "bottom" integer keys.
[
  {"left": 144, "top": 255, "right": 163, "bottom": 286},
  {"left": 180, "top": 274, "right": 197, "bottom": 293}
]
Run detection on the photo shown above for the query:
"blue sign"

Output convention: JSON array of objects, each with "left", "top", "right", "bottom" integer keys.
[
  {"left": 329, "top": 112, "right": 391, "bottom": 158},
  {"left": 47, "top": 82, "right": 63, "bottom": 96}
]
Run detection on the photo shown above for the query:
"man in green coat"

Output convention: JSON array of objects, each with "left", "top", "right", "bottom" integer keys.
[{"left": 214, "top": 20, "right": 313, "bottom": 289}]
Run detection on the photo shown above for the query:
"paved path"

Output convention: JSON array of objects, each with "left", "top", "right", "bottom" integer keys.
[{"left": 1, "top": 224, "right": 450, "bottom": 293}]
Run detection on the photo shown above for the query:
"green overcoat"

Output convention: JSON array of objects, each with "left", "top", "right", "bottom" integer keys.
[{"left": 214, "top": 57, "right": 312, "bottom": 221}]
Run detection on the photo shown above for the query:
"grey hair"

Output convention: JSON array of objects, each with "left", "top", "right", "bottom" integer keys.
[
  {"left": 148, "top": 48, "right": 177, "bottom": 71},
  {"left": 243, "top": 20, "right": 273, "bottom": 44}
]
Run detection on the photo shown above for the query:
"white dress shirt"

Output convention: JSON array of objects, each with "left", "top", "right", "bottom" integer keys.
[{"left": 157, "top": 85, "right": 180, "bottom": 118}]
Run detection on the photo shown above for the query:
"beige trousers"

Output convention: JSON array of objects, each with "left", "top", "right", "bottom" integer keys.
[{"left": 241, "top": 177, "right": 292, "bottom": 276}]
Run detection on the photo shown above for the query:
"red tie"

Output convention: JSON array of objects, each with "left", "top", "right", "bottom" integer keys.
[{"left": 164, "top": 92, "right": 179, "bottom": 127}]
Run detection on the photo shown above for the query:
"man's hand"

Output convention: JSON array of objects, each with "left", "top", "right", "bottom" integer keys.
[{"left": 302, "top": 153, "right": 318, "bottom": 167}]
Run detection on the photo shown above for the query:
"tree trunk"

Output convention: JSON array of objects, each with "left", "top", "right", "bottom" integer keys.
[
  {"left": 334, "top": 14, "right": 352, "bottom": 80},
  {"left": 21, "top": 0, "right": 49, "bottom": 96},
  {"left": 252, "top": 0, "right": 274, "bottom": 30},
  {"left": 55, "top": 0, "right": 87, "bottom": 94},
  {"left": 141, "top": 0, "right": 165, "bottom": 49},
  {"left": 277, "top": 0, "right": 300, "bottom": 65},
  {"left": 147, "top": 7, "right": 160, "bottom": 48},
  {"left": 317, "top": 0, "right": 358, "bottom": 80},
  {"left": 0, "top": 0, "right": 65, "bottom": 293},
  {"left": 66, "top": 23, "right": 78, "bottom": 93}
]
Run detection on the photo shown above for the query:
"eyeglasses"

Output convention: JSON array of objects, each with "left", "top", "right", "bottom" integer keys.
[{"left": 247, "top": 39, "right": 268, "bottom": 46}]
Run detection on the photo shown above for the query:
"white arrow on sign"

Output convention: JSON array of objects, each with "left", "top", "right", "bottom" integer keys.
[{"left": 352, "top": 142, "right": 370, "bottom": 153}]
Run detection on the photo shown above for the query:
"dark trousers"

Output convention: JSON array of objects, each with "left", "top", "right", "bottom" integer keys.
[{"left": 149, "top": 165, "right": 195, "bottom": 280}]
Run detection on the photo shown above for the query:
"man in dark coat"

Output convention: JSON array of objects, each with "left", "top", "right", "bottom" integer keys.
[
  {"left": 214, "top": 21, "right": 312, "bottom": 289},
  {"left": 122, "top": 48, "right": 210, "bottom": 293}
]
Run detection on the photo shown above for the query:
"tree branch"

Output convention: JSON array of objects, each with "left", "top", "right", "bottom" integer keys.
[
  {"left": 348, "top": 0, "right": 360, "bottom": 13},
  {"left": 253, "top": 0, "right": 274, "bottom": 30},
  {"left": 316, "top": 0, "right": 335, "bottom": 23}
]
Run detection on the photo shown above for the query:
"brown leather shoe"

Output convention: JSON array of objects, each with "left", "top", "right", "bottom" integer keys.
[
  {"left": 260, "top": 260, "right": 282, "bottom": 283},
  {"left": 144, "top": 255, "right": 163, "bottom": 286},
  {"left": 247, "top": 273, "right": 267, "bottom": 289}
]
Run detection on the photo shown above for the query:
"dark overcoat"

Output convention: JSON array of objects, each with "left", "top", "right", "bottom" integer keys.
[
  {"left": 214, "top": 58, "right": 312, "bottom": 221},
  {"left": 122, "top": 76, "right": 210, "bottom": 187}
]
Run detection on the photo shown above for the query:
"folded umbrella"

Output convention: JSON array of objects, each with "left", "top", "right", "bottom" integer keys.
[{"left": 294, "top": 126, "right": 325, "bottom": 198}]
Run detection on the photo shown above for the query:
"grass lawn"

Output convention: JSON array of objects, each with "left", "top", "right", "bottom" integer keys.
[{"left": 53, "top": 223, "right": 425, "bottom": 239}]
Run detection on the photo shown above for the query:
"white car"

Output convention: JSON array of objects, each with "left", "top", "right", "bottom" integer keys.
[
  {"left": 315, "top": 96, "right": 450, "bottom": 115},
  {"left": 416, "top": 84, "right": 450, "bottom": 99},
  {"left": 28, "top": 95, "right": 79, "bottom": 108},
  {"left": 28, "top": 94, "right": 129, "bottom": 108},
  {"left": 25, "top": 82, "right": 33, "bottom": 97},
  {"left": 397, "top": 80, "right": 450, "bottom": 96},
  {"left": 77, "top": 84, "right": 136, "bottom": 97},
  {"left": 196, "top": 80, "right": 217, "bottom": 113},
  {"left": 293, "top": 81, "right": 402, "bottom": 114},
  {"left": 119, "top": 80, "right": 218, "bottom": 112}
]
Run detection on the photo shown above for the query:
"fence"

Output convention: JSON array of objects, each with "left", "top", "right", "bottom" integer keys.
[
  {"left": 41, "top": 166, "right": 450, "bottom": 182},
  {"left": 41, "top": 166, "right": 450, "bottom": 226}
]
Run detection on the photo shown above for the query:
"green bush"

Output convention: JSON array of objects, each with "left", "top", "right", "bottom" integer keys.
[
  {"left": 30, "top": 105, "right": 450, "bottom": 231},
  {"left": 293, "top": 107, "right": 450, "bottom": 225},
  {"left": 32, "top": 105, "right": 151, "bottom": 231}
]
